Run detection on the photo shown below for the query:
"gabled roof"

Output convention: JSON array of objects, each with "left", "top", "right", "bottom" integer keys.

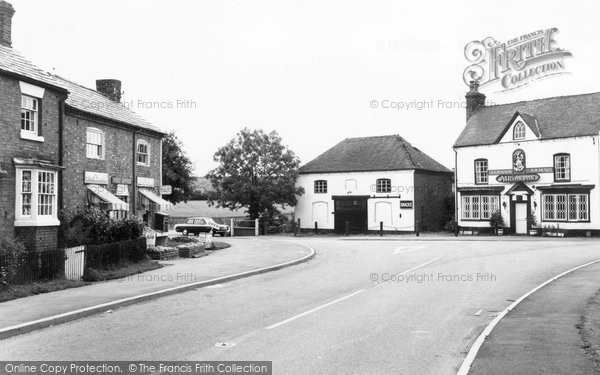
[
  {"left": 52, "top": 75, "right": 163, "bottom": 134},
  {"left": 299, "top": 135, "right": 451, "bottom": 174},
  {"left": 495, "top": 111, "right": 541, "bottom": 142},
  {"left": 0, "top": 45, "right": 66, "bottom": 91},
  {"left": 454, "top": 91, "right": 600, "bottom": 148}
]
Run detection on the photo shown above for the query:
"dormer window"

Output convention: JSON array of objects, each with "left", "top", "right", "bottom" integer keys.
[{"left": 513, "top": 121, "right": 526, "bottom": 140}]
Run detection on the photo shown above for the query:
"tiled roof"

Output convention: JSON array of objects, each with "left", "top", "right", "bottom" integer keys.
[
  {"left": 0, "top": 45, "right": 162, "bottom": 134},
  {"left": 299, "top": 135, "right": 451, "bottom": 174},
  {"left": 53, "top": 75, "right": 163, "bottom": 133},
  {"left": 454, "top": 92, "right": 600, "bottom": 147},
  {"left": 0, "top": 45, "right": 66, "bottom": 90}
]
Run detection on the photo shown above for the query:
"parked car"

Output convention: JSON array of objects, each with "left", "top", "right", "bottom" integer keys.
[
  {"left": 174, "top": 217, "right": 230, "bottom": 236},
  {"left": 207, "top": 218, "right": 230, "bottom": 236}
]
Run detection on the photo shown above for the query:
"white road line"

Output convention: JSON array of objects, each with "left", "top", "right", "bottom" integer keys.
[
  {"left": 393, "top": 246, "right": 425, "bottom": 255},
  {"left": 457, "top": 258, "right": 600, "bottom": 375},
  {"left": 265, "top": 289, "right": 366, "bottom": 330},
  {"left": 475, "top": 310, "right": 483, "bottom": 316},
  {"left": 381, "top": 257, "right": 442, "bottom": 285}
]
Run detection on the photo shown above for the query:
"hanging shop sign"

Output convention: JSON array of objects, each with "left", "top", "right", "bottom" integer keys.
[
  {"left": 496, "top": 174, "right": 540, "bottom": 183},
  {"left": 160, "top": 185, "right": 173, "bottom": 195},
  {"left": 400, "top": 200, "right": 414, "bottom": 209},
  {"left": 84, "top": 171, "right": 109, "bottom": 185},
  {"left": 112, "top": 176, "right": 132, "bottom": 185},
  {"left": 137, "top": 177, "right": 155, "bottom": 187}
]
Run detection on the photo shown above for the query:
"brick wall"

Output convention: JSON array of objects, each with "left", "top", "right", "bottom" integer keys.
[
  {"left": 15, "top": 226, "right": 58, "bottom": 252},
  {"left": 62, "top": 112, "right": 162, "bottom": 220},
  {"left": 413, "top": 171, "right": 454, "bottom": 231},
  {"left": 0, "top": 74, "right": 62, "bottom": 248}
]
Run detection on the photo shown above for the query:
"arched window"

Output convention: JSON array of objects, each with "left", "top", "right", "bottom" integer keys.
[
  {"left": 376, "top": 178, "right": 391, "bottom": 193},
  {"left": 137, "top": 140, "right": 150, "bottom": 166},
  {"left": 513, "top": 121, "right": 526, "bottom": 140},
  {"left": 86, "top": 127, "right": 105, "bottom": 159}
]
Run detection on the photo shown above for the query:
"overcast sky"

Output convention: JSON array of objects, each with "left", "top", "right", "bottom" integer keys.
[{"left": 9, "top": 0, "right": 600, "bottom": 175}]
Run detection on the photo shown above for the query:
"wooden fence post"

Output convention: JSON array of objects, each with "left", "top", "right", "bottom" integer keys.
[
  {"left": 230, "top": 218, "right": 235, "bottom": 237},
  {"left": 255, "top": 219, "right": 259, "bottom": 236},
  {"left": 380, "top": 221, "right": 383, "bottom": 236}
]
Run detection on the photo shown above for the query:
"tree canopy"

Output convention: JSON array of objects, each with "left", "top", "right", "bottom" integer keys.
[
  {"left": 162, "top": 131, "right": 194, "bottom": 204},
  {"left": 207, "top": 128, "right": 304, "bottom": 220}
]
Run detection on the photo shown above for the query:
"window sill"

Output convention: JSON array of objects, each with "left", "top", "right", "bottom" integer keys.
[
  {"left": 14, "top": 217, "right": 60, "bottom": 227},
  {"left": 20, "top": 131, "right": 44, "bottom": 142},
  {"left": 87, "top": 156, "right": 105, "bottom": 160},
  {"left": 137, "top": 163, "right": 150, "bottom": 167}
]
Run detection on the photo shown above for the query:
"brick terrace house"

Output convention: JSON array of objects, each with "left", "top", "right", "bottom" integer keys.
[
  {"left": 454, "top": 81, "right": 600, "bottom": 235},
  {"left": 295, "top": 135, "right": 454, "bottom": 233},
  {"left": 55, "top": 76, "right": 171, "bottom": 229},
  {"left": 0, "top": 0, "right": 170, "bottom": 252}
]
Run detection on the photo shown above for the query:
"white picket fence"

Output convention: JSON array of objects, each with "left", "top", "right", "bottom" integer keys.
[{"left": 64, "top": 245, "right": 85, "bottom": 280}]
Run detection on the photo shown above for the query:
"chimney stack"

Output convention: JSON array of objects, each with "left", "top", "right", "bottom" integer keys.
[
  {"left": 0, "top": 0, "right": 15, "bottom": 48},
  {"left": 465, "top": 80, "right": 486, "bottom": 122},
  {"left": 96, "top": 79, "right": 122, "bottom": 102}
]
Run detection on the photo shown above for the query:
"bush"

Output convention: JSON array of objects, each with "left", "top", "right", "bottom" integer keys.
[
  {"left": 59, "top": 208, "right": 145, "bottom": 247},
  {"left": 489, "top": 211, "right": 505, "bottom": 231},
  {"left": 444, "top": 219, "right": 459, "bottom": 232},
  {"left": 85, "top": 238, "right": 147, "bottom": 270},
  {"left": 0, "top": 239, "right": 26, "bottom": 288}
]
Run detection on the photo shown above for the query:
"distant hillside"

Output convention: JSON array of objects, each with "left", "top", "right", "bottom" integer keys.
[{"left": 192, "top": 176, "right": 215, "bottom": 192}]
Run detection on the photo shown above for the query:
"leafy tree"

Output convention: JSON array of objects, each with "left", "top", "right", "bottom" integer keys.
[
  {"left": 207, "top": 128, "right": 304, "bottom": 220},
  {"left": 162, "top": 131, "right": 194, "bottom": 204}
]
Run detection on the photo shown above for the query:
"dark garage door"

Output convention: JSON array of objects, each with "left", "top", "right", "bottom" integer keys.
[{"left": 334, "top": 196, "right": 368, "bottom": 233}]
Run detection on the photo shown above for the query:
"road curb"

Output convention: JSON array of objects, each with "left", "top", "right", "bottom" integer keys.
[
  {"left": 457, "top": 258, "right": 600, "bottom": 375},
  {"left": 0, "top": 243, "right": 316, "bottom": 340}
]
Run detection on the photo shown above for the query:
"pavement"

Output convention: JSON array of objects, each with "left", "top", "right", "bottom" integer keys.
[
  {"left": 0, "top": 237, "right": 314, "bottom": 339},
  {"left": 3, "top": 238, "right": 600, "bottom": 374},
  {"left": 469, "top": 260, "right": 600, "bottom": 375}
]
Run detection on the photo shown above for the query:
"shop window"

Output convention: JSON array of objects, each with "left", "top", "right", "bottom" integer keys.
[
  {"left": 137, "top": 140, "right": 150, "bottom": 166},
  {"left": 376, "top": 178, "right": 391, "bottom": 193},
  {"left": 542, "top": 193, "right": 589, "bottom": 222},
  {"left": 513, "top": 121, "right": 526, "bottom": 140},
  {"left": 86, "top": 128, "right": 105, "bottom": 159},
  {"left": 462, "top": 194, "right": 499, "bottom": 220},
  {"left": 314, "top": 180, "right": 327, "bottom": 194},
  {"left": 474, "top": 159, "right": 488, "bottom": 184},
  {"left": 553, "top": 154, "right": 571, "bottom": 182}
]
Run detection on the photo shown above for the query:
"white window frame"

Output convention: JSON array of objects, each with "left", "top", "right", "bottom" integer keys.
[
  {"left": 86, "top": 127, "right": 105, "bottom": 159},
  {"left": 376, "top": 178, "right": 392, "bottom": 193},
  {"left": 314, "top": 180, "right": 327, "bottom": 194},
  {"left": 19, "top": 82, "right": 45, "bottom": 142},
  {"left": 137, "top": 140, "right": 150, "bottom": 166},
  {"left": 554, "top": 154, "right": 571, "bottom": 182},
  {"left": 513, "top": 121, "right": 526, "bottom": 140},
  {"left": 462, "top": 194, "right": 499, "bottom": 220},
  {"left": 474, "top": 159, "right": 488, "bottom": 184},
  {"left": 15, "top": 168, "right": 59, "bottom": 227},
  {"left": 542, "top": 193, "right": 589, "bottom": 222}
]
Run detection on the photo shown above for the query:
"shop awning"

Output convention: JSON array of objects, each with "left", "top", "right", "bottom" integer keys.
[
  {"left": 87, "top": 185, "right": 129, "bottom": 211},
  {"left": 139, "top": 189, "right": 173, "bottom": 212}
]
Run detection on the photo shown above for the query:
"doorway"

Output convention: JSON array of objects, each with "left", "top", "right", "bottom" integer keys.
[
  {"left": 333, "top": 196, "right": 368, "bottom": 233},
  {"left": 515, "top": 203, "right": 528, "bottom": 234}
]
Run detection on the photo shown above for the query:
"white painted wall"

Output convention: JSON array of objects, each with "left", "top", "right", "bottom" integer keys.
[
  {"left": 295, "top": 170, "right": 416, "bottom": 231},
  {"left": 455, "top": 134, "right": 600, "bottom": 230}
]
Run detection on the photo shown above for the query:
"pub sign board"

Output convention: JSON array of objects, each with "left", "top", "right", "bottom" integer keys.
[{"left": 400, "top": 200, "right": 414, "bottom": 209}]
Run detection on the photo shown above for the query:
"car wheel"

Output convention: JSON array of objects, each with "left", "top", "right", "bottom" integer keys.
[{"left": 182, "top": 229, "right": 188, "bottom": 236}]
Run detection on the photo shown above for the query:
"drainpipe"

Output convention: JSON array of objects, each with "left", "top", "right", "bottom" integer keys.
[
  {"left": 132, "top": 129, "right": 140, "bottom": 217},
  {"left": 58, "top": 97, "right": 65, "bottom": 211},
  {"left": 454, "top": 148, "right": 459, "bottom": 234}
]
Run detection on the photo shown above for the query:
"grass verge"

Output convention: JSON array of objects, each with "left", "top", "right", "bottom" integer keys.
[
  {"left": 0, "top": 279, "right": 90, "bottom": 303},
  {"left": 580, "top": 289, "right": 600, "bottom": 371},
  {"left": 83, "top": 259, "right": 163, "bottom": 282}
]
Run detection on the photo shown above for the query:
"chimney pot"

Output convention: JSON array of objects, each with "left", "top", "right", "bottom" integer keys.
[
  {"left": 0, "top": 0, "right": 15, "bottom": 48},
  {"left": 96, "top": 79, "right": 122, "bottom": 102}
]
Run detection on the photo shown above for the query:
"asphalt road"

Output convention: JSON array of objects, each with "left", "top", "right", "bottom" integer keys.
[{"left": 1, "top": 237, "right": 600, "bottom": 374}]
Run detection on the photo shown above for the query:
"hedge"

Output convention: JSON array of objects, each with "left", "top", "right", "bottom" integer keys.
[{"left": 85, "top": 238, "right": 147, "bottom": 270}]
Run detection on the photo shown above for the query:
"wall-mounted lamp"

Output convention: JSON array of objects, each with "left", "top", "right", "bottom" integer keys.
[
  {"left": 533, "top": 201, "right": 537, "bottom": 209},
  {"left": 502, "top": 202, "right": 507, "bottom": 209}
]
